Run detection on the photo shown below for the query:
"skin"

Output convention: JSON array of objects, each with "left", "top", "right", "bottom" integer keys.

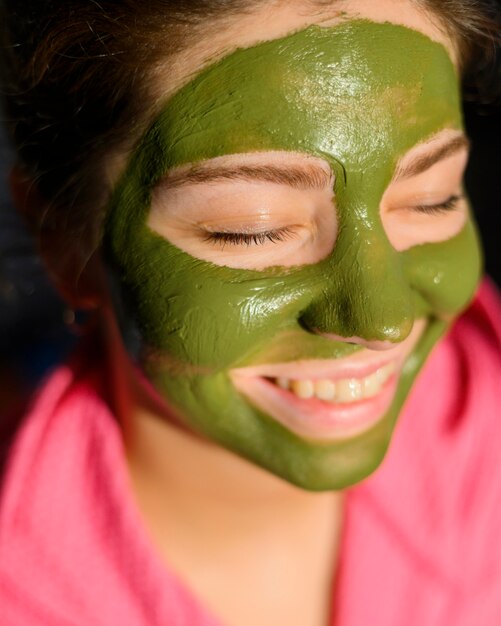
[
  {"left": 105, "top": 19, "right": 481, "bottom": 492},
  {"left": 41, "top": 3, "right": 482, "bottom": 625}
]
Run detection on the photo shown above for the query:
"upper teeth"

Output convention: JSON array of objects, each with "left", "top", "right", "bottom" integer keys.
[{"left": 275, "top": 362, "right": 396, "bottom": 404}]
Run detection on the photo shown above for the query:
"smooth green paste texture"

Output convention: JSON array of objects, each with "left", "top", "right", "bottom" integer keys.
[{"left": 106, "top": 20, "right": 482, "bottom": 490}]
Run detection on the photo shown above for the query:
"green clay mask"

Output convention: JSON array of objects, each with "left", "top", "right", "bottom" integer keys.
[{"left": 106, "top": 20, "right": 482, "bottom": 490}]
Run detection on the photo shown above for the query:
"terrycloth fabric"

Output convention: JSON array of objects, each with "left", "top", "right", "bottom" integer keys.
[
  {"left": 1, "top": 280, "right": 500, "bottom": 626},
  {"left": 334, "top": 279, "right": 501, "bottom": 625}
]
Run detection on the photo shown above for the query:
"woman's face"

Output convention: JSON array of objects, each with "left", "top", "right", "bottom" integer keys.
[{"left": 105, "top": 1, "right": 481, "bottom": 490}]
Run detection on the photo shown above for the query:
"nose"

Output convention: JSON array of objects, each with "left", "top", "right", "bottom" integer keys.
[{"left": 299, "top": 225, "right": 415, "bottom": 345}]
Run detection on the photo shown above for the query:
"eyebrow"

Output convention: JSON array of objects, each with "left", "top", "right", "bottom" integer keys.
[
  {"left": 393, "top": 134, "right": 470, "bottom": 181},
  {"left": 161, "top": 163, "right": 334, "bottom": 191},
  {"left": 160, "top": 134, "right": 469, "bottom": 191}
]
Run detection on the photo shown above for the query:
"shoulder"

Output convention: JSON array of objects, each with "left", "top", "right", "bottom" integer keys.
[
  {"left": 0, "top": 350, "right": 115, "bottom": 531},
  {"left": 0, "top": 349, "right": 131, "bottom": 623},
  {"left": 336, "top": 281, "right": 501, "bottom": 623},
  {"left": 0, "top": 346, "right": 218, "bottom": 625},
  {"left": 354, "top": 278, "right": 501, "bottom": 583}
]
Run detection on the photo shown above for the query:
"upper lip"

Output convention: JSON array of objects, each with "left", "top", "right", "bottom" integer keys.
[
  {"left": 230, "top": 354, "right": 398, "bottom": 382},
  {"left": 230, "top": 320, "right": 428, "bottom": 383}
]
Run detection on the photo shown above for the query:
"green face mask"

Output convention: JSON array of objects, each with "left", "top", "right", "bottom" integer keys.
[{"left": 105, "top": 20, "right": 482, "bottom": 490}]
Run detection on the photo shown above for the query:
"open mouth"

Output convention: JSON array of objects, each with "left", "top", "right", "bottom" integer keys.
[
  {"left": 229, "top": 319, "right": 427, "bottom": 441},
  {"left": 231, "top": 359, "right": 400, "bottom": 441},
  {"left": 272, "top": 361, "right": 395, "bottom": 404}
]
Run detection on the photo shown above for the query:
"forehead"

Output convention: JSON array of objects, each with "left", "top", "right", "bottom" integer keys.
[{"left": 135, "top": 21, "right": 461, "bottom": 184}]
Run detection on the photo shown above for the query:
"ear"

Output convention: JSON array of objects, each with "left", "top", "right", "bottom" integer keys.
[{"left": 9, "top": 165, "right": 106, "bottom": 310}]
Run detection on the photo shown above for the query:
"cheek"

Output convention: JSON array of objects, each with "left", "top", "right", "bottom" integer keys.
[
  {"left": 403, "top": 218, "right": 482, "bottom": 317},
  {"left": 115, "top": 227, "right": 318, "bottom": 370}
]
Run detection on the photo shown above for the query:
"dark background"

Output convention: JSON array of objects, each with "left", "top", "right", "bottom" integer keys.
[
  {"left": 0, "top": 125, "right": 73, "bottom": 403},
  {"left": 464, "top": 102, "right": 501, "bottom": 284},
  {"left": 0, "top": 103, "right": 499, "bottom": 398}
]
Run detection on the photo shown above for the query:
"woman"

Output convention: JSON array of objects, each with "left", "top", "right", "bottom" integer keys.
[{"left": 1, "top": 1, "right": 500, "bottom": 624}]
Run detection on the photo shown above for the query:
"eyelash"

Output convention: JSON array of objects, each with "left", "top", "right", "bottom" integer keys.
[
  {"left": 204, "top": 227, "right": 296, "bottom": 247},
  {"left": 412, "top": 194, "right": 463, "bottom": 215},
  {"left": 202, "top": 195, "right": 463, "bottom": 247}
]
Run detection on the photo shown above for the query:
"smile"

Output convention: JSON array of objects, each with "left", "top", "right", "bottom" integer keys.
[
  {"left": 231, "top": 357, "right": 401, "bottom": 441},
  {"left": 273, "top": 361, "right": 396, "bottom": 404},
  {"left": 229, "top": 319, "right": 428, "bottom": 441}
]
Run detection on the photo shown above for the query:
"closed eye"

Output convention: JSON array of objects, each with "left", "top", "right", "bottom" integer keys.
[
  {"left": 203, "top": 226, "right": 297, "bottom": 247},
  {"left": 412, "top": 194, "right": 463, "bottom": 215}
]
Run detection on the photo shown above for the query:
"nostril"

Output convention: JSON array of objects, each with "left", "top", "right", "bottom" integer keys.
[{"left": 313, "top": 331, "right": 404, "bottom": 351}]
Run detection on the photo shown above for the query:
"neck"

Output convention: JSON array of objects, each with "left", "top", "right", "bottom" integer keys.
[
  {"left": 125, "top": 396, "right": 344, "bottom": 529},
  {"left": 102, "top": 309, "right": 344, "bottom": 598}
]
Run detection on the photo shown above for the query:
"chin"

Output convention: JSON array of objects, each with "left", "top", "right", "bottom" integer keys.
[
  {"left": 239, "top": 399, "right": 399, "bottom": 491},
  {"left": 144, "top": 316, "right": 448, "bottom": 492}
]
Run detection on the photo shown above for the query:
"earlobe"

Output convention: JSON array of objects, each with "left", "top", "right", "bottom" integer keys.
[{"left": 8, "top": 164, "right": 106, "bottom": 310}]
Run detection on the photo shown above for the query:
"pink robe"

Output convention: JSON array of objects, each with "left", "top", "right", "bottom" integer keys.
[{"left": 1, "top": 280, "right": 500, "bottom": 625}]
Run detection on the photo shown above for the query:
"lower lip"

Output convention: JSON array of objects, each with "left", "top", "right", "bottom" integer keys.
[{"left": 232, "top": 373, "right": 399, "bottom": 441}]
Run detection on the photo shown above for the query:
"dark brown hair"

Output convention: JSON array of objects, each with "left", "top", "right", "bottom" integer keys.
[{"left": 0, "top": 0, "right": 500, "bottom": 279}]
